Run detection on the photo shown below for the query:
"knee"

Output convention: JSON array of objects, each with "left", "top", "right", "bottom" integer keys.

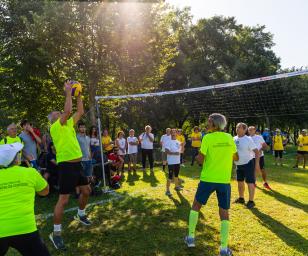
[
  {"left": 81, "top": 186, "right": 91, "bottom": 197},
  {"left": 191, "top": 199, "right": 202, "bottom": 212},
  {"left": 58, "top": 197, "right": 69, "bottom": 207},
  {"left": 219, "top": 208, "right": 229, "bottom": 220}
]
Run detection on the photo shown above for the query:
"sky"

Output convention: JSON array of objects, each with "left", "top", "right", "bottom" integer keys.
[{"left": 166, "top": 0, "right": 308, "bottom": 69}]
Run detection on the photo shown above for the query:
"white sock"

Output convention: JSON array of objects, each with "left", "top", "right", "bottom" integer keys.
[
  {"left": 54, "top": 224, "right": 62, "bottom": 232},
  {"left": 78, "top": 208, "right": 86, "bottom": 217}
]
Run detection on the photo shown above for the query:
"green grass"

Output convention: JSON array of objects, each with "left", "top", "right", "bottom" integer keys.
[{"left": 8, "top": 148, "right": 308, "bottom": 256}]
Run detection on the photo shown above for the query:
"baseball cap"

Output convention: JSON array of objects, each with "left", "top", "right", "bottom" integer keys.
[
  {"left": 0, "top": 143, "right": 23, "bottom": 167},
  {"left": 302, "top": 129, "right": 307, "bottom": 133},
  {"left": 275, "top": 129, "right": 281, "bottom": 132}
]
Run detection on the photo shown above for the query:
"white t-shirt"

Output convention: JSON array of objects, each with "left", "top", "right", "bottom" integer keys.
[
  {"left": 117, "top": 138, "right": 126, "bottom": 155},
  {"left": 165, "top": 139, "right": 181, "bottom": 165},
  {"left": 139, "top": 133, "right": 154, "bottom": 149},
  {"left": 90, "top": 137, "right": 100, "bottom": 147},
  {"left": 160, "top": 134, "right": 171, "bottom": 152},
  {"left": 234, "top": 135, "right": 257, "bottom": 165},
  {"left": 251, "top": 135, "right": 266, "bottom": 157},
  {"left": 127, "top": 136, "right": 138, "bottom": 154}
]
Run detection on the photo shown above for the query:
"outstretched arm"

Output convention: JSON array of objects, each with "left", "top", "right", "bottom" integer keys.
[
  {"left": 60, "top": 81, "right": 73, "bottom": 125},
  {"left": 73, "top": 94, "right": 84, "bottom": 125}
]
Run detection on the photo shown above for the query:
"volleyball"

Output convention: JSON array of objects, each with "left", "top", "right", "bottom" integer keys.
[{"left": 70, "top": 81, "right": 82, "bottom": 97}]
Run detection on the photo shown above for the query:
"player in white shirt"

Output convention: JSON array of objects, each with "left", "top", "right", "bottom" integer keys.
[
  {"left": 127, "top": 129, "right": 139, "bottom": 172},
  {"left": 234, "top": 123, "right": 260, "bottom": 209},
  {"left": 165, "top": 128, "right": 183, "bottom": 196},
  {"left": 115, "top": 131, "right": 127, "bottom": 177},
  {"left": 248, "top": 126, "right": 271, "bottom": 190},
  {"left": 160, "top": 128, "right": 171, "bottom": 172},
  {"left": 139, "top": 125, "right": 155, "bottom": 172}
]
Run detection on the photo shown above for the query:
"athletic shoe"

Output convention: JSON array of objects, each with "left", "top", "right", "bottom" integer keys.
[
  {"left": 234, "top": 197, "right": 245, "bottom": 204},
  {"left": 165, "top": 191, "right": 172, "bottom": 197},
  {"left": 74, "top": 214, "right": 92, "bottom": 226},
  {"left": 49, "top": 232, "right": 66, "bottom": 250},
  {"left": 263, "top": 182, "right": 271, "bottom": 190},
  {"left": 246, "top": 201, "right": 256, "bottom": 209},
  {"left": 179, "top": 178, "right": 185, "bottom": 183},
  {"left": 220, "top": 247, "right": 232, "bottom": 256},
  {"left": 184, "top": 236, "right": 195, "bottom": 248},
  {"left": 181, "top": 164, "right": 186, "bottom": 167},
  {"left": 175, "top": 186, "right": 183, "bottom": 191}
]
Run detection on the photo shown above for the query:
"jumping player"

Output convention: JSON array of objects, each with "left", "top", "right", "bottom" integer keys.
[{"left": 48, "top": 80, "right": 91, "bottom": 250}]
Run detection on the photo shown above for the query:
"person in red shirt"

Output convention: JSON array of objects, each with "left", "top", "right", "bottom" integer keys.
[{"left": 108, "top": 147, "right": 124, "bottom": 175}]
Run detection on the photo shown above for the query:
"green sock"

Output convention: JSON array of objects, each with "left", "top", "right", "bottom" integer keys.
[
  {"left": 188, "top": 210, "right": 199, "bottom": 238},
  {"left": 220, "top": 220, "right": 230, "bottom": 249}
]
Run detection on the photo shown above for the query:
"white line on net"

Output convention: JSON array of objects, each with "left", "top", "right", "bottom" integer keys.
[{"left": 95, "top": 69, "right": 308, "bottom": 100}]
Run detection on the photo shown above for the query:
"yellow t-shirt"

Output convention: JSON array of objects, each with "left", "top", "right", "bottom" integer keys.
[
  {"left": 297, "top": 135, "right": 308, "bottom": 152},
  {"left": 200, "top": 132, "right": 237, "bottom": 184},
  {"left": 176, "top": 134, "right": 186, "bottom": 144},
  {"left": 50, "top": 117, "right": 82, "bottom": 163},
  {"left": 191, "top": 132, "right": 202, "bottom": 148},
  {"left": 102, "top": 135, "right": 113, "bottom": 151},
  {"left": 273, "top": 135, "right": 284, "bottom": 151},
  {"left": 0, "top": 166, "right": 47, "bottom": 238}
]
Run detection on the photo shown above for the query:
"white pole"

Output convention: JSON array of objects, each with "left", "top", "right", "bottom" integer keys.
[{"left": 95, "top": 99, "right": 108, "bottom": 192}]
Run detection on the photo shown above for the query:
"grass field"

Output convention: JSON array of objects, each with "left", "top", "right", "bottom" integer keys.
[{"left": 8, "top": 148, "right": 308, "bottom": 256}]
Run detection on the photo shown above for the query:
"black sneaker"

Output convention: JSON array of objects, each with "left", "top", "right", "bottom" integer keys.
[
  {"left": 234, "top": 197, "right": 245, "bottom": 204},
  {"left": 49, "top": 232, "right": 66, "bottom": 250},
  {"left": 74, "top": 214, "right": 92, "bottom": 226},
  {"left": 246, "top": 200, "right": 256, "bottom": 209}
]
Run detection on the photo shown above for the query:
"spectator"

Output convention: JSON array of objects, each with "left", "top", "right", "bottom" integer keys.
[
  {"left": 108, "top": 147, "right": 124, "bottom": 175},
  {"left": 139, "top": 125, "right": 155, "bottom": 173},
  {"left": 176, "top": 129, "right": 186, "bottom": 167},
  {"left": 0, "top": 123, "right": 23, "bottom": 145},
  {"left": 293, "top": 129, "right": 308, "bottom": 169},
  {"left": 127, "top": 129, "right": 139, "bottom": 172},
  {"left": 234, "top": 123, "right": 260, "bottom": 209},
  {"left": 19, "top": 120, "right": 41, "bottom": 169},
  {"left": 43, "top": 142, "right": 58, "bottom": 190},
  {"left": 115, "top": 131, "right": 126, "bottom": 177},
  {"left": 160, "top": 128, "right": 171, "bottom": 172},
  {"left": 272, "top": 129, "right": 284, "bottom": 166},
  {"left": 190, "top": 126, "right": 202, "bottom": 166},
  {"left": 77, "top": 122, "right": 93, "bottom": 180},
  {"left": 102, "top": 129, "right": 113, "bottom": 154},
  {"left": 89, "top": 126, "right": 101, "bottom": 162},
  {"left": 165, "top": 128, "right": 183, "bottom": 196},
  {"left": 0, "top": 143, "right": 50, "bottom": 256}
]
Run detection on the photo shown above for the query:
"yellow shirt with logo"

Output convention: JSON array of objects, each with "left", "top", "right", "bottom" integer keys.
[
  {"left": 176, "top": 134, "right": 186, "bottom": 144},
  {"left": 191, "top": 132, "right": 202, "bottom": 148},
  {"left": 297, "top": 135, "right": 308, "bottom": 152},
  {"left": 0, "top": 166, "right": 47, "bottom": 238},
  {"left": 50, "top": 117, "right": 82, "bottom": 163},
  {"left": 273, "top": 135, "right": 284, "bottom": 151},
  {"left": 102, "top": 135, "right": 113, "bottom": 151}
]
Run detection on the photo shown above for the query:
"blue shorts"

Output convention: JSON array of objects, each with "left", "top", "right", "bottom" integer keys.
[
  {"left": 195, "top": 181, "right": 231, "bottom": 210},
  {"left": 236, "top": 160, "right": 255, "bottom": 183},
  {"left": 81, "top": 160, "right": 93, "bottom": 177}
]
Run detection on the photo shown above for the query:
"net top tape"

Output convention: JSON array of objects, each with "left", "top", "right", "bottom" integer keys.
[{"left": 95, "top": 69, "right": 308, "bottom": 100}]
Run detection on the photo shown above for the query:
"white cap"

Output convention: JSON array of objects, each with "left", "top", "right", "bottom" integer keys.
[{"left": 0, "top": 143, "right": 23, "bottom": 167}]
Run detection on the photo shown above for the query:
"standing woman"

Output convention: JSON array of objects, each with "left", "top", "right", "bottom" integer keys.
[
  {"left": 115, "top": 131, "right": 127, "bottom": 177},
  {"left": 89, "top": 126, "right": 101, "bottom": 162},
  {"left": 190, "top": 126, "right": 202, "bottom": 166},
  {"left": 139, "top": 125, "right": 155, "bottom": 173}
]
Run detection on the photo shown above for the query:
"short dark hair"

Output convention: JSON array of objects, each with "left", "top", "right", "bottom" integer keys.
[
  {"left": 78, "top": 121, "right": 86, "bottom": 128},
  {"left": 20, "top": 119, "right": 29, "bottom": 127}
]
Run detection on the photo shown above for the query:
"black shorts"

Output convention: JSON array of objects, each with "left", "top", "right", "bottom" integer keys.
[
  {"left": 168, "top": 164, "right": 180, "bottom": 180},
  {"left": 58, "top": 162, "right": 89, "bottom": 194},
  {"left": 297, "top": 151, "right": 308, "bottom": 155},
  {"left": 236, "top": 160, "right": 255, "bottom": 184},
  {"left": 252, "top": 157, "right": 265, "bottom": 170},
  {"left": 274, "top": 150, "right": 283, "bottom": 158},
  {"left": 0, "top": 231, "right": 50, "bottom": 256}
]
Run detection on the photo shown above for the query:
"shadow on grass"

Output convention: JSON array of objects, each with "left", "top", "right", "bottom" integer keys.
[
  {"left": 258, "top": 187, "right": 308, "bottom": 213},
  {"left": 141, "top": 170, "right": 159, "bottom": 187},
  {"left": 126, "top": 170, "right": 141, "bottom": 186},
  {"left": 38, "top": 192, "right": 220, "bottom": 256},
  {"left": 251, "top": 208, "right": 308, "bottom": 255}
]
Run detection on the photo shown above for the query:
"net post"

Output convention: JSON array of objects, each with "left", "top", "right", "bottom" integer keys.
[{"left": 95, "top": 97, "right": 108, "bottom": 193}]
